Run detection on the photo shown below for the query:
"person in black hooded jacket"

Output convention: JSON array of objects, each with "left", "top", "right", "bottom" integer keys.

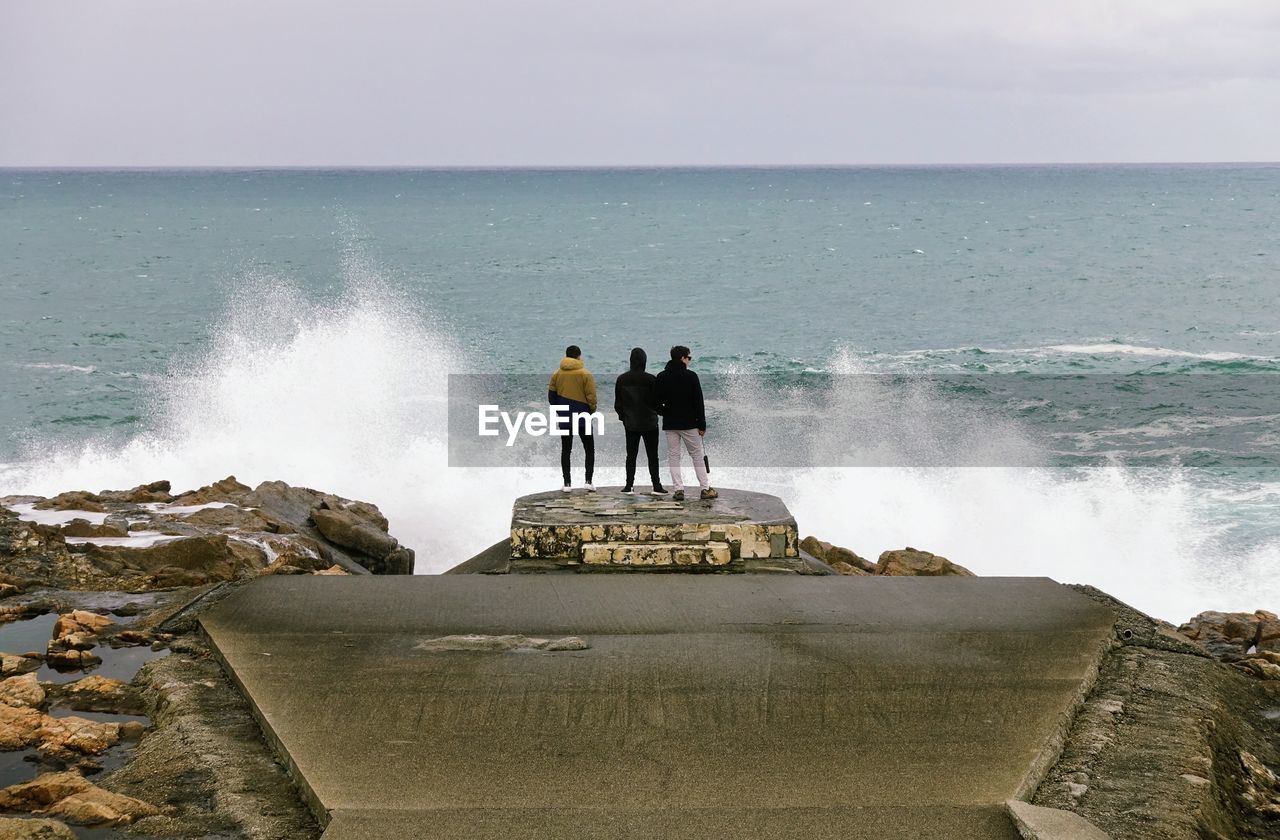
[{"left": 614, "top": 347, "right": 667, "bottom": 495}]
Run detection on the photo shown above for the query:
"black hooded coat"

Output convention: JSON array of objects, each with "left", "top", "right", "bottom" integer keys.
[{"left": 614, "top": 348, "right": 661, "bottom": 432}]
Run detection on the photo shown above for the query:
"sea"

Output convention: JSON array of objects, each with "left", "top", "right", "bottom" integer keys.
[{"left": 1, "top": 165, "right": 1278, "bottom": 622}]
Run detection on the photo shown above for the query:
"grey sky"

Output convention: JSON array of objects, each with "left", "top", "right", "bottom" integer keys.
[{"left": 2, "top": 0, "right": 1278, "bottom": 166}]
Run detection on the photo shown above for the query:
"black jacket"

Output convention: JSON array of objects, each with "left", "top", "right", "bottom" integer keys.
[
  {"left": 614, "top": 348, "right": 660, "bottom": 432},
  {"left": 655, "top": 359, "right": 706, "bottom": 432}
]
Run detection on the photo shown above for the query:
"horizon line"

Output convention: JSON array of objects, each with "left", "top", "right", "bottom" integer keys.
[{"left": 1, "top": 161, "right": 1278, "bottom": 172}]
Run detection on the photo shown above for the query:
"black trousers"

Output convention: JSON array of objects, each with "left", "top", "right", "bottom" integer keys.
[
  {"left": 560, "top": 419, "right": 594, "bottom": 485},
  {"left": 625, "top": 428, "right": 661, "bottom": 488}
]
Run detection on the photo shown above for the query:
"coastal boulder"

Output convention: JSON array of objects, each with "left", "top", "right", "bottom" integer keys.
[
  {"left": 799, "top": 536, "right": 875, "bottom": 575},
  {"left": 0, "top": 654, "right": 41, "bottom": 678},
  {"left": 0, "top": 705, "right": 42, "bottom": 750},
  {"left": 49, "top": 676, "right": 142, "bottom": 716},
  {"left": 52, "top": 611, "right": 112, "bottom": 639},
  {"left": 0, "top": 772, "right": 158, "bottom": 827},
  {"left": 0, "top": 674, "right": 45, "bottom": 709},
  {"left": 37, "top": 715, "right": 121, "bottom": 755},
  {"left": 32, "top": 493, "right": 105, "bottom": 513},
  {"left": 58, "top": 520, "right": 127, "bottom": 539},
  {"left": 1178, "top": 610, "right": 1269, "bottom": 660},
  {"left": 170, "top": 476, "right": 252, "bottom": 506},
  {"left": 876, "top": 547, "right": 974, "bottom": 577},
  {"left": 99, "top": 480, "right": 172, "bottom": 505},
  {"left": 0, "top": 817, "right": 77, "bottom": 839}
]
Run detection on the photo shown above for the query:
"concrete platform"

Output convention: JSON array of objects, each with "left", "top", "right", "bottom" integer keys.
[
  {"left": 200, "top": 576, "right": 1116, "bottom": 839},
  {"left": 508, "top": 487, "right": 803, "bottom": 572}
]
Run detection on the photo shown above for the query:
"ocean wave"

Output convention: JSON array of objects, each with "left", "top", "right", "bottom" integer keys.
[
  {"left": 1, "top": 276, "right": 1278, "bottom": 622},
  {"left": 12, "top": 362, "right": 97, "bottom": 374}
]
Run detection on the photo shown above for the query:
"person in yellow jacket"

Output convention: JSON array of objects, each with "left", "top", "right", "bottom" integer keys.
[{"left": 548, "top": 345, "right": 598, "bottom": 492}]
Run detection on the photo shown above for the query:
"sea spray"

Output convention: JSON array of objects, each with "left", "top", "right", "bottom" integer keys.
[{"left": 4, "top": 277, "right": 1280, "bottom": 622}]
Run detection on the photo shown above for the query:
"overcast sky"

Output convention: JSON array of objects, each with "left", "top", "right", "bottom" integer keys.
[{"left": 2, "top": 0, "right": 1278, "bottom": 166}]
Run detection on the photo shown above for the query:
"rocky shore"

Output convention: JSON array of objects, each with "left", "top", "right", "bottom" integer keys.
[
  {"left": 0, "top": 477, "right": 415, "bottom": 838},
  {"left": 1, "top": 482, "right": 1278, "bottom": 839}
]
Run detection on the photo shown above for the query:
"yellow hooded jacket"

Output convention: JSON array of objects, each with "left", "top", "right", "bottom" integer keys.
[{"left": 548, "top": 357, "right": 597, "bottom": 413}]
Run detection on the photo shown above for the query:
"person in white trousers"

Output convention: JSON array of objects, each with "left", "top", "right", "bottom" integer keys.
[{"left": 654, "top": 345, "right": 718, "bottom": 502}]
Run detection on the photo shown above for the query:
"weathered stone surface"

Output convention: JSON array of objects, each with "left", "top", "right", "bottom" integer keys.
[
  {"left": 1177, "top": 610, "right": 1271, "bottom": 660},
  {"left": 313, "top": 565, "right": 350, "bottom": 576},
  {"left": 49, "top": 676, "right": 142, "bottom": 715},
  {"left": 581, "top": 541, "right": 731, "bottom": 568},
  {"left": 877, "top": 547, "right": 974, "bottom": 577},
  {"left": 311, "top": 508, "right": 398, "bottom": 562},
  {"left": 38, "top": 715, "right": 121, "bottom": 755},
  {"left": 99, "top": 480, "right": 173, "bottom": 504},
  {"left": 171, "top": 476, "right": 252, "bottom": 506},
  {"left": 0, "top": 773, "right": 91, "bottom": 812},
  {"left": 52, "top": 610, "right": 112, "bottom": 639},
  {"left": 0, "top": 653, "right": 41, "bottom": 677},
  {"left": 510, "top": 488, "right": 802, "bottom": 573},
  {"left": 1006, "top": 800, "right": 1110, "bottom": 840},
  {"left": 415, "top": 634, "right": 589, "bottom": 653},
  {"left": 58, "top": 519, "right": 127, "bottom": 539},
  {"left": 799, "top": 536, "right": 876, "bottom": 574},
  {"left": 0, "top": 704, "right": 43, "bottom": 749},
  {"left": 45, "top": 785, "right": 160, "bottom": 826},
  {"left": 0, "top": 674, "right": 45, "bottom": 709},
  {"left": 1035, "top": 586, "right": 1280, "bottom": 840},
  {"left": 32, "top": 492, "right": 105, "bottom": 513},
  {"left": 0, "top": 817, "right": 77, "bottom": 839}
]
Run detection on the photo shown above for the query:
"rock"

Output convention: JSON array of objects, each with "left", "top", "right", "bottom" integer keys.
[
  {"left": 178, "top": 505, "right": 290, "bottom": 534},
  {"left": 0, "top": 674, "right": 45, "bottom": 709},
  {"left": 799, "top": 536, "right": 832, "bottom": 560},
  {"left": 119, "top": 721, "right": 146, "bottom": 740},
  {"left": 876, "top": 547, "right": 974, "bottom": 577},
  {"left": 1006, "top": 799, "right": 1110, "bottom": 839},
  {"left": 1257, "top": 611, "right": 1280, "bottom": 653},
  {"left": 0, "top": 653, "right": 41, "bottom": 678},
  {"left": 828, "top": 560, "right": 871, "bottom": 576},
  {"left": 51, "top": 611, "right": 113, "bottom": 639},
  {"left": 261, "top": 562, "right": 308, "bottom": 576},
  {"left": 313, "top": 564, "right": 350, "bottom": 575},
  {"left": 81, "top": 535, "right": 256, "bottom": 581},
  {"left": 31, "top": 493, "right": 105, "bottom": 513},
  {"left": 1235, "top": 658, "right": 1280, "bottom": 681},
  {"left": 49, "top": 676, "right": 142, "bottom": 715},
  {"left": 1239, "top": 751, "right": 1280, "bottom": 818},
  {"left": 171, "top": 476, "right": 251, "bottom": 506},
  {"left": 43, "top": 650, "right": 100, "bottom": 672},
  {"left": 58, "top": 519, "right": 127, "bottom": 539},
  {"left": 99, "top": 480, "right": 172, "bottom": 504},
  {"left": 46, "top": 785, "right": 160, "bottom": 826},
  {"left": 0, "top": 704, "right": 43, "bottom": 750},
  {"left": 147, "top": 565, "right": 215, "bottom": 588},
  {"left": 828, "top": 546, "right": 876, "bottom": 573},
  {"left": 1178, "top": 610, "right": 1268, "bottom": 660},
  {"left": 311, "top": 507, "right": 398, "bottom": 561},
  {"left": 0, "top": 817, "right": 77, "bottom": 839},
  {"left": 37, "top": 715, "right": 121, "bottom": 755},
  {"left": 0, "top": 772, "right": 91, "bottom": 812},
  {"left": 0, "top": 583, "right": 21, "bottom": 599}
]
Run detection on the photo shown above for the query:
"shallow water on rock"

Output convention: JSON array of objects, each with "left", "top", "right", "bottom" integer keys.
[{"left": 0, "top": 609, "right": 162, "bottom": 825}]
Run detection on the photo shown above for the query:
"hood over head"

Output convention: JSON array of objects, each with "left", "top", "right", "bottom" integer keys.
[
  {"left": 629, "top": 347, "right": 647, "bottom": 372},
  {"left": 664, "top": 358, "right": 684, "bottom": 371},
  {"left": 560, "top": 357, "right": 584, "bottom": 371}
]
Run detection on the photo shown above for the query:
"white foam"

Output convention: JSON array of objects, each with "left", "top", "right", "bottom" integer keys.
[
  {"left": 144, "top": 501, "right": 236, "bottom": 515},
  {"left": 64, "top": 531, "right": 181, "bottom": 548},
  {"left": 13, "top": 362, "right": 97, "bottom": 374},
  {"left": 2, "top": 273, "right": 1276, "bottom": 624},
  {"left": 9, "top": 504, "right": 110, "bottom": 526}
]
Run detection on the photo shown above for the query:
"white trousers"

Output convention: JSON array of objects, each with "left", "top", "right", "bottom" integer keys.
[{"left": 666, "top": 429, "right": 709, "bottom": 491}]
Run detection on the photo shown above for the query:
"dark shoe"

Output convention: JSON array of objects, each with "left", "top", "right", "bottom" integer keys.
[
  {"left": 649, "top": 485, "right": 667, "bottom": 495},
  {"left": 621, "top": 485, "right": 634, "bottom": 494},
  {"left": 672, "top": 490, "right": 685, "bottom": 501},
  {"left": 700, "top": 488, "right": 719, "bottom": 500}
]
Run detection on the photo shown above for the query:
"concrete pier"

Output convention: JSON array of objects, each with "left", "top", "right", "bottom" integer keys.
[{"left": 200, "top": 575, "right": 1116, "bottom": 839}]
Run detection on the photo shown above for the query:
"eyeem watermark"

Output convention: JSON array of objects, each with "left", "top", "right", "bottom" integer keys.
[{"left": 478, "top": 404, "right": 606, "bottom": 446}]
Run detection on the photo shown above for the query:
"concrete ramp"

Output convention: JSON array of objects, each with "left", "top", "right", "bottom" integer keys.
[{"left": 200, "top": 576, "right": 1116, "bottom": 839}]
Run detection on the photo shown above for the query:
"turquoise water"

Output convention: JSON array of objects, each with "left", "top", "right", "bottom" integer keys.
[{"left": 2, "top": 166, "right": 1278, "bottom": 620}]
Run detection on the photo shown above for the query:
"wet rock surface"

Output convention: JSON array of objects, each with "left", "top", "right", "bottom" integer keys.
[
  {"left": 0, "top": 477, "right": 414, "bottom": 838},
  {"left": 0, "top": 476, "right": 414, "bottom": 593},
  {"left": 1034, "top": 587, "right": 1280, "bottom": 840}
]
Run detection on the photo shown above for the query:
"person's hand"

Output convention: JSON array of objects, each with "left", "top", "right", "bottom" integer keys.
[{"left": 698, "top": 429, "right": 705, "bottom": 436}]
